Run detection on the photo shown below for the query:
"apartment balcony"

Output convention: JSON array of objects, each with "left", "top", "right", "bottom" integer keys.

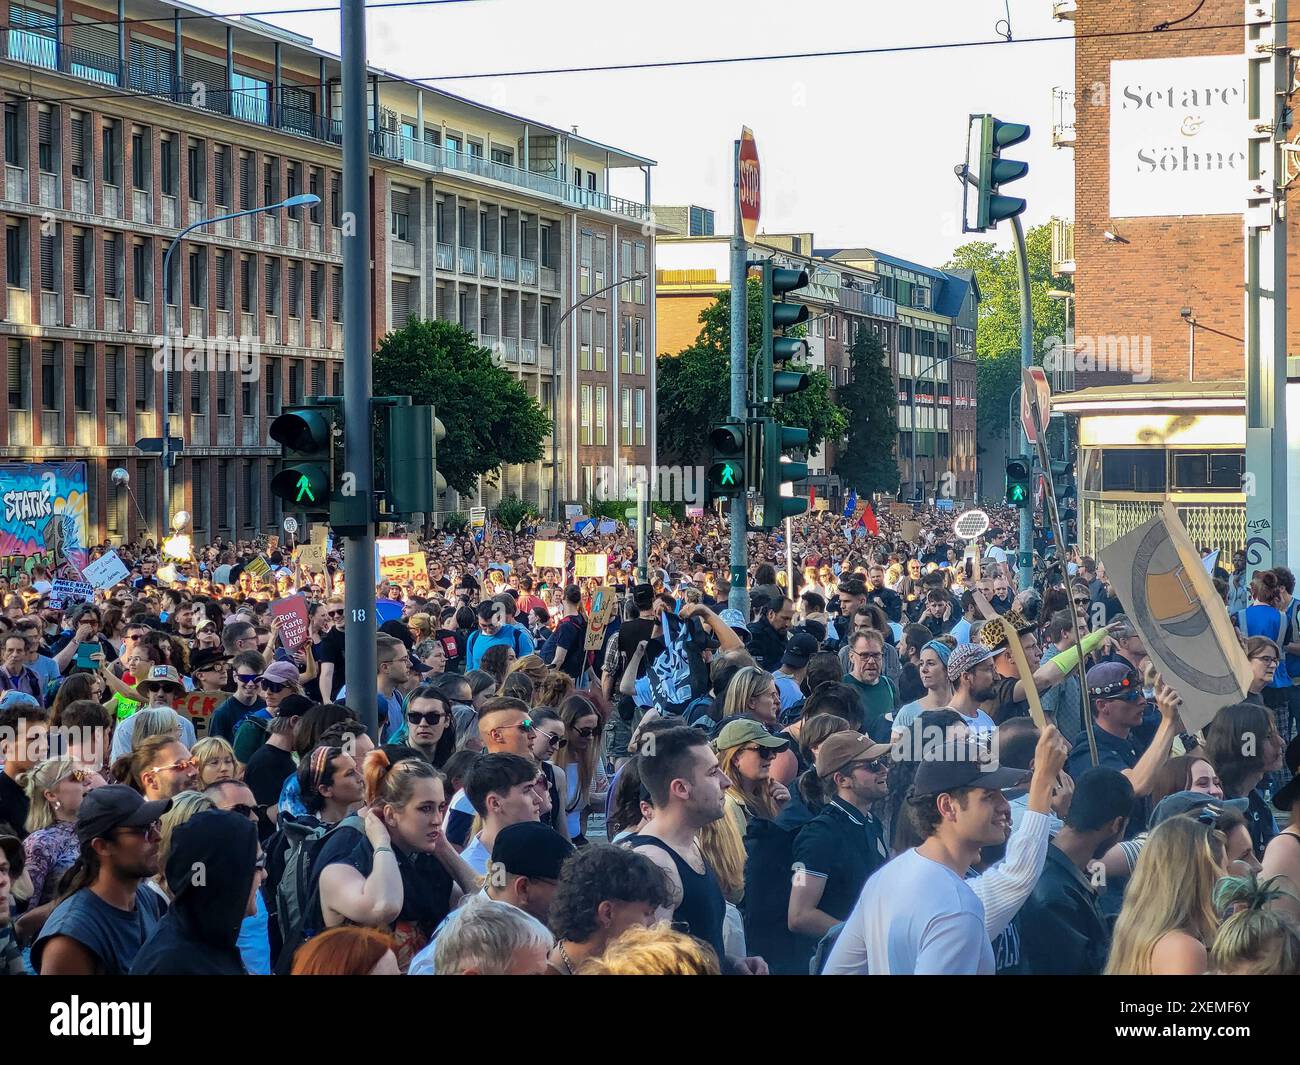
[
  {"left": 539, "top": 343, "right": 553, "bottom": 370},
  {"left": 480, "top": 333, "right": 498, "bottom": 360},
  {"left": 392, "top": 241, "right": 416, "bottom": 270},
  {"left": 190, "top": 307, "right": 206, "bottom": 335},
  {"left": 241, "top": 312, "right": 255, "bottom": 336},
  {"left": 481, "top": 250, "right": 497, "bottom": 279},
  {"left": 1051, "top": 217, "right": 1075, "bottom": 275},
  {"left": 520, "top": 338, "right": 537, "bottom": 365},
  {"left": 520, "top": 259, "right": 537, "bottom": 286},
  {"left": 217, "top": 309, "right": 233, "bottom": 335},
  {"left": 40, "top": 410, "right": 61, "bottom": 441},
  {"left": 5, "top": 165, "right": 25, "bottom": 202},
  {"left": 38, "top": 171, "right": 59, "bottom": 208},
  {"left": 40, "top": 291, "right": 60, "bottom": 326},
  {"left": 162, "top": 194, "right": 178, "bottom": 228},
  {"left": 264, "top": 216, "right": 279, "bottom": 245},
  {"left": 7, "top": 288, "right": 29, "bottom": 325},
  {"left": 104, "top": 297, "right": 122, "bottom": 330},
  {"left": 287, "top": 317, "right": 302, "bottom": 346},
  {"left": 236, "top": 215, "right": 251, "bottom": 241},
  {"left": 1052, "top": 88, "right": 1076, "bottom": 148},
  {"left": 105, "top": 411, "right": 124, "bottom": 445},
  {"left": 134, "top": 301, "right": 152, "bottom": 332},
  {"left": 309, "top": 224, "right": 322, "bottom": 253},
  {"left": 132, "top": 189, "right": 150, "bottom": 221},
  {"left": 73, "top": 294, "right": 92, "bottom": 328},
  {"left": 502, "top": 336, "right": 518, "bottom": 362},
  {"left": 458, "top": 247, "right": 477, "bottom": 275},
  {"left": 8, "top": 410, "right": 30, "bottom": 445},
  {"left": 72, "top": 177, "right": 91, "bottom": 213},
  {"left": 436, "top": 243, "right": 454, "bottom": 271},
  {"left": 103, "top": 184, "right": 121, "bottom": 218},
  {"left": 540, "top": 266, "right": 558, "bottom": 292},
  {"left": 330, "top": 227, "right": 342, "bottom": 255},
  {"left": 500, "top": 255, "right": 517, "bottom": 282}
]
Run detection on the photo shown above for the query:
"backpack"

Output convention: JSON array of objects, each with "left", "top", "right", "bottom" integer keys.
[
  {"left": 644, "top": 611, "right": 710, "bottom": 717},
  {"left": 271, "top": 812, "right": 365, "bottom": 974}
]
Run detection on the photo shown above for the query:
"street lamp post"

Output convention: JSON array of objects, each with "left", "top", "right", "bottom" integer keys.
[
  {"left": 547, "top": 272, "right": 647, "bottom": 521},
  {"left": 159, "top": 193, "right": 321, "bottom": 536}
]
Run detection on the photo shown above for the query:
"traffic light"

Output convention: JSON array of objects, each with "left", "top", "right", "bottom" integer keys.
[
  {"left": 1005, "top": 458, "right": 1032, "bottom": 508},
  {"left": 1049, "top": 459, "right": 1077, "bottom": 541},
  {"left": 757, "top": 259, "right": 810, "bottom": 404},
  {"left": 706, "top": 420, "right": 747, "bottom": 500},
  {"left": 270, "top": 402, "right": 339, "bottom": 519},
  {"left": 754, "top": 416, "right": 808, "bottom": 527},
  {"left": 384, "top": 404, "right": 447, "bottom": 517},
  {"left": 976, "top": 116, "right": 1030, "bottom": 230}
]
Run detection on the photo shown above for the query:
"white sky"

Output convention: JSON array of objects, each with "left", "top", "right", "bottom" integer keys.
[{"left": 205, "top": 0, "right": 1075, "bottom": 265}]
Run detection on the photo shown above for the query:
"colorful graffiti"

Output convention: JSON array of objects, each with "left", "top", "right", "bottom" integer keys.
[{"left": 0, "top": 463, "right": 89, "bottom": 580}]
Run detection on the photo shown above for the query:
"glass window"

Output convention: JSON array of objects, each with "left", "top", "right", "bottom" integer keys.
[{"left": 1101, "top": 449, "right": 1166, "bottom": 493}]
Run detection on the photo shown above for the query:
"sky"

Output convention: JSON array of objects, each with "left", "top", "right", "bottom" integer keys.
[{"left": 202, "top": 0, "right": 1076, "bottom": 267}]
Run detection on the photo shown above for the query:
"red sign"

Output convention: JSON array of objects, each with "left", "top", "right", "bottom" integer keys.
[
  {"left": 738, "top": 127, "right": 760, "bottom": 244},
  {"left": 270, "top": 594, "right": 311, "bottom": 651},
  {"left": 1021, "top": 367, "right": 1051, "bottom": 445}
]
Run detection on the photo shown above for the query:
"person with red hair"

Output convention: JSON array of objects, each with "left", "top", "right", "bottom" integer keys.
[{"left": 291, "top": 926, "right": 400, "bottom": 975}]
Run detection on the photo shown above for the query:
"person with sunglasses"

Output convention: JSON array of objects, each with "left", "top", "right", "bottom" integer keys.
[
  {"left": 21, "top": 758, "right": 93, "bottom": 908},
  {"left": 207, "top": 649, "right": 268, "bottom": 743},
  {"left": 529, "top": 709, "right": 573, "bottom": 840},
  {"left": 205, "top": 778, "right": 273, "bottom": 974},
  {"left": 443, "top": 697, "right": 536, "bottom": 850},
  {"left": 392, "top": 686, "right": 456, "bottom": 770},
  {"left": 788, "top": 733, "right": 891, "bottom": 944},
  {"left": 313, "top": 598, "right": 348, "bottom": 704},
  {"left": 33, "top": 784, "right": 171, "bottom": 975}
]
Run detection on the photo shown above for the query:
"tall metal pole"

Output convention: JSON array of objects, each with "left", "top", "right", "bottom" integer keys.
[
  {"left": 341, "top": 0, "right": 377, "bottom": 741},
  {"left": 728, "top": 139, "right": 749, "bottom": 616},
  {"left": 1011, "top": 215, "right": 1034, "bottom": 591},
  {"left": 1245, "top": 0, "right": 1290, "bottom": 578},
  {"left": 636, "top": 476, "right": 648, "bottom": 583}
]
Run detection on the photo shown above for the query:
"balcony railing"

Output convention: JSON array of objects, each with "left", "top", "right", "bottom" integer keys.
[
  {"left": 1052, "top": 87, "right": 1076, "bottom": 148},
  {"left": 540, "top": 266, "right": 558, "bottom": 291},
  {"left": 520, "top": 338, "right": 537, "bottom": 364},
  {"left": 190, "top": 307, "right": 206, "bottom": 335},
  {"left": 103, "top": 184, "right": 121, "bottom": 218},
  {"left": 500, "top": 254, "right": 517, "bottom": 282},
  {"left": 132, "top": 189, "right": 150, "bottom": 221},
  {"left": 458, "top": 247, "right": 477, "bottom": 274},
  {"left": 104, "top": 297, "right": 121, "bottom": 330},
  {"left": 436, "top": 243, "right": 454, "bottom": 271},
  {"left": 38, "top": 172, "right": 59, "bottom": 208},
  {"left": 539, "top": 343, "right": 553, "bottom": 369},
  {"left": 40, "top": 291, "right": 60, "bottom": 325},
  {"left": 72, "top": 177, "right": 91, "bottom": 213},
  {"left": 161, "top": 194, "right": 178, "bottom": 228},
  {"left": 7, "top": 288, "right": 29, "bottom": 325},
  {"left": 1051, "top": 217, "right": 1075, "bottom": 275},
  {"left": 392, "top": 240, "right": 416, "bottom": 270},
  {"left": 105, "top": 411, "right": 124, "bottom": 445},
  {"left": 41, "top": 410, "right": 62, "bottom": 441},
  {"left": 73, "top": 294, "right": 92, "bottom": 327},
  {"left": 503, "top": 336, "right": 518, "bottom": 361},
  {"left": 265, "top": 315, "right": 280, "bottom": 344},
  {"left": 5, "top": 165, "right": 25, "bottom": 202},
  {"left": 480, "top": 249, "right": 497, "bottom": 278},
  {"left": 520, "top": 258, "right": 537, "bottom": 286},
  {"left": 134, "top": 301, "right": 152, "bottom": 332}
]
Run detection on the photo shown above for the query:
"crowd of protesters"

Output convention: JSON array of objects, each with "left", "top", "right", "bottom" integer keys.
[{"left": 0, "top": 501, "right": 1298, "bottom": 976}]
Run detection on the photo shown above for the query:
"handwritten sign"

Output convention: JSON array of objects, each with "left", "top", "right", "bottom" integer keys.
[
  {"left": 244, "top": 555, "right": 272, "bottom": 583},
  {"left": 81, "top": 550, "right": 129, "bottom": 590},
  {"left": 378, "top": 552, "right": 430, "bottom": 592},
  {"left": 270, "top": 594, "right": 311, "bottom": 651},
  {"left": 585, "top": 586, "right": 619, "bottom": 651},
  {"left": 51, "top": 578, "right": 94, "bottom": 605},
  {"left": 296, "top": 544, "right": 326, "bottom": 574},
  {"left": 175, "top": 690, "right": 225, "bottom": 739},
  {"left": 534, "top": 540, "right": 566, "bottom": 570},
  {"left": 575, "top": 553, "right": 607, "bottom": 579}
]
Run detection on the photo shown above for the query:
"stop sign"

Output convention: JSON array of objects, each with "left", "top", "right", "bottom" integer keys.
[{"left": 738, "top": 127, "right": 760, "bottom": 244}]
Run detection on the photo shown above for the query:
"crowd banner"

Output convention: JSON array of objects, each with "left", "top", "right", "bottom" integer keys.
[{"left": 1098, "top": 503, "right": 1250, "bottom": 734}]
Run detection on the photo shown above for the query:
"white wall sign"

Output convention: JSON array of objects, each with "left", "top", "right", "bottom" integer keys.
[{"left": 1109, "top": 55, "right": 1246, "bottom": 218}]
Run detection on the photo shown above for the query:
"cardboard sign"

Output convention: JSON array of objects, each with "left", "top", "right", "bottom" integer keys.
[
  {"left": 534, "top": 540, "right": 566, "bottom": 570},
  {"left": 244, "top": 555, "right": 272, "bottom": 583},
  {"left": 891, "top": 502, "right": 913, "bottom": 516},
  {"left": 575, "top": 553, "right": 607, "bottom": 579},
  {"left": 296, "top": 544, "right": 326, "bottom": 574},
  {"left": 51, "top": 578, "right": 94, "bottom": 605},
  {"left": 585, "top": 586, "right": 619, "bottom": 651},
  {"left": 81, "top": 550, "right": 129, "bottom": 590},
  {"left": 1098, "top": 503, "right": 1251, "bottom": 733},
  {"left": 270, "top": 594, "right": 311, "bottom": 651},
  {"left": 379, "top": 552, "right": 430, "bottom": 592},
  {"left": 574, "top": 518, "right": 596, "bottom": 538},
  {"left": 469, "top": 507, "right": 487, "bottom": 530},
  {"left": 900, "top": 519, "right": 922, "bottom": 543},
  {"left": 311, "top": 525, "right": 328, "bottom": 547},
  {"left": 175, "top": 690, "right": 225, "bottom": 740},
  {"left": 537, "top": 522, "right": 561, "bottom": 538}
]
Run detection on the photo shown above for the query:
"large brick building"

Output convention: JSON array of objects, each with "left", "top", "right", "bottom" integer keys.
[{"left": 0, "top": 0, "right": 657, "bottom": 542}]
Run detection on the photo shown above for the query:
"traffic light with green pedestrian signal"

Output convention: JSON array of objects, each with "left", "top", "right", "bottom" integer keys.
[
  {"left": 1005, "top": 458, "right": 1032, "bottom": 508},
  {"left": 974, "top": 115, "right": 1030, "bottom": 231},
  {"left": 754, "top": 416, "right": 808, "bottom": 528},
  {"left": 707, "top": 420, "right": 747, "bottom": 500},
  {"left": 270, "top": 402, "right": 340, "bottom": 519}
]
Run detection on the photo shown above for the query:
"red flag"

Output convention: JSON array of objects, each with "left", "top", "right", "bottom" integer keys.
[
  {"left": 809, "top": 485, "right": 816, "bottom": 508},
  {"left": 860, "top": 502, "right": 879, "bottom": 536}
]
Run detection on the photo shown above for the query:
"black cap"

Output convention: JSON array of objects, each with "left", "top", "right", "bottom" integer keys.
[
  {"left": 489, "top": 821, "right": 575, "bottom": 881},
  {"left": 188, "top": 647, "right": 231, "bottom": 675},
  {"left": 782, "top": 632, "right": 820, "bottom": 669},
  {"left": 912, "top": 751, "right": 1030, "bottom": 797},
  {"left": 632, "top": 583, "right": 654, "bottom": 609},
  {"left": 75, "top": 785, "right": 172, "bottom": 845}
]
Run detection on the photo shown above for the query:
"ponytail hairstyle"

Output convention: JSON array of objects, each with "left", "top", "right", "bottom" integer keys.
[
  {"left": 797, "top": 766, "right": 833, "bottom": 815},
  {"left": 1250, "top": 568, "right": 1284, "bottom": 607},
  {"left": 1210, "top": 874, "right": 1300, "bottom": 975},
  {"left": 362, "top": 748, "right": 440, "bottom": 815},
  {"left": 22, "top": 758, "right": 81, "bottom": 832},
  {"left": 111, "top": 734, "right": 183, "bottom": 793}
]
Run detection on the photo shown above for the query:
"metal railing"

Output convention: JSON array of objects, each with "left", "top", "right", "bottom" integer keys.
[
  {"left": 1081, "top": 497, "right": 1244, "bottom": 559},
  {"left": 458, "top": 247, "right": 477, "bottom": 274},
  {"left": 436, "top": 243, "right": 454, "bottom": 271},
  {"left": 480, "top": 249, "right": 497, "bottom": 278},
  {"left": 520, "top": 258, "right": 537, "bottom": 285},
  {"left": 1052, "top": 87, "right": 1076, "bottom": 147},
  {"left": 1051, "top": 217, "right": 1075, "bottom": 275},
  {"left": 500, "top": 254, "right": 517, "bottom": 282}
]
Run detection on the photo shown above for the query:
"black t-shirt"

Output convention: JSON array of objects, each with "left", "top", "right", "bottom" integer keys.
[
  {"left": 33, "top": 884, "right": 166, "bottom": 975},
  {"left": 312, "top": 629, "right": 347, "bottom": 701},
  {"left": 245, "top": 743, "right": 296, "bottom": 839},
  {"left": 791, "top": 798, "right": 888, "bottom": 922},
  {"left": 616, "top": 618, "right": 655, "bottom": 685}
]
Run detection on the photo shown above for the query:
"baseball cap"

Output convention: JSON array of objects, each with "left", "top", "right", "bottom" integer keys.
[
  {"left": 632, "top": 583, "right": 654, "bottom": 609},
  {"left": 490, "top": 821, "right": 575, "bottom": 881},
  {"left": 912, "top": 748, "right": 1030, "bottom": 796},
  {"left": 0, "top": 833, "right": 23, "bottom": 878},
  {"left": 75, "top": 784, "right": 172, "bottom": 845},
  {"left": 946, "top": 643, "right": 995, "bottom": 683},
  {"left": 713, "top": 718, "right": 789, "bottom": 753},
  {"left": 717, "top": 607, "right": 751, "bottom": 644},
  {"left": 259, "top": 660, "right": 301, "bottom": 687},
  {"left": 782, "top": 632, "right": 820, "bottom": 670},
  {"left": 1148, "top": 790, "right": 1250, "bottom": 830},
  {"left": 1085, "top": 662, "right": 1142, "bottom": 700},
  {"left": 815, "top": 732, "right": 891, "bottom": 779},
  {"left": 0, "top": 691, "right": 40, "bottom": 713}
]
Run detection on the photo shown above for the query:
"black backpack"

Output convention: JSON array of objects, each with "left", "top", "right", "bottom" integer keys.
[{"left": 271, "top": 813, "right": 365, "bottom": 974}]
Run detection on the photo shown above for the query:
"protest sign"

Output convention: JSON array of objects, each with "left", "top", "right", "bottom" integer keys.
[
  {"left": 597, "top": 519, "right": 617, "bottom": 535},
  {"left": 51, "top": 578, "right": 94, "bottom": 605},
  {"left": 375, "top": 599, "right": 404, "bottom": 623},
  {"left": 270, "top": 594, "right": 311, "bottom": 651},
  {"left": 376, "top": 537, "right": 410, "bottom": 557},
  {"left": 378, "top": 551, "right": 431, "bottom": 592},
  {"left": 534, "top": 540, "right": 566, "bottom": 569},
  {"left": 81, "top": 550, "right": 129, "bottom": 590},
  {"left": 296, "top": 544, "right": 326, "bottom": 574},
  {"left": 175, "top": 690, "right": 225, "bottom": 739},
  {"left": 244, "top": 555, "right": 272, "bottom": 583},
  {"left": 585, "top": 586, "right": 619, "bottom": 651},
  {"left": 575, "top": 553, "right": 607, "bottom": 579}
]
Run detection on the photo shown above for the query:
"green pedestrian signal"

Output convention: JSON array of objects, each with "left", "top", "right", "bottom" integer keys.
[
  {"left": 1009, "top": 484, "right": 1026, "bottom": 503},
  {"left": 270, "top": 403, "right": 338, "bottom": 520},
  {"left": 720, "top": 463, "right": 737, "bottom": 487},
  {"left": 295, "top": 475, "right": 315, "bottom": 503},
  {"left": 1006, "top": 458, "right": 1032, "bottom": 509},
  {"left": 707, "top": 421, "right": 747, "bottom": 500}
]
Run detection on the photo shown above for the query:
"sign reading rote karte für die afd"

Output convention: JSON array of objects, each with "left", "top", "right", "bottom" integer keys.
[{"left": 1108, "top": 55, "right": 1245, "bottom": 219}]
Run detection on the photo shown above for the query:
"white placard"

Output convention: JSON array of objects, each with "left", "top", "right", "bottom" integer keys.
[
  {"left": 283, "top": 516, "right": 299, "bottom": 534},
  {"left": 954, "top": 509, "right": 991, "bottom": 541},
  {"left": 1109, "top": 55, "right": 1246, "bottom": 218},
  {"left": 376, "top": 537, "right": 410, "bottom": 557},
  {"left": 81, "top": 550, "right": 130, "bottom": 590}
]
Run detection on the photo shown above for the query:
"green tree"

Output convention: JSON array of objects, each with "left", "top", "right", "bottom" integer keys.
[
  {"left": 495, "top": 494, "right": 538, "bottom": 533},
  {"left": 836, "top": 326, "right": 900, "bottom": 497},
  {"left": 372, "top": 318, "right": 551, "bottom": 496},
  {"left": 656, "top": 278, "right": 848, "bottom": 464},
  {"left": 945, "top": 222, "right": 1070, "bottom": 448}
]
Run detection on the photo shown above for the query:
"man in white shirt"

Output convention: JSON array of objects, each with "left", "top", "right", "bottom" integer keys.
[
  {"left": 459, "top": 752, "right": 543, "bottom": 876},
  {"left": 823, "top": 732, "right": 1035, "bottom": 974}
]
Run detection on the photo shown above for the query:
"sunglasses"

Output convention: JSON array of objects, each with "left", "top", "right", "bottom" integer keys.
[
  {"left": 538, "top": 731, "right": 567, "bottom": 750},
  {"left": 150, "top": 758, "right": 198, "bottom": 774},
  {"left": 114, "top": 820, "right": 162, "bottom": 841},
  {"left": 226, "top": 802, "right": 258, "bottom": 821},
  {"left": 573, "top": 726, "right": 599, "bottom": 739},
  {"left": 236, "top": 673, "right": 260, "bottom": 685},
  {"left": 500, "top": 718, "right": 535, "bottom": 734},
  {"left": 328, "top": 609, "right": 345, "bottom": 618},
  {"left": 742, "top": 745, "right": 781, "bottom": 760},
  {"left": 407, "top": 710, "right": 447, "bottom": 726},
  {"left": 258, "top": 680, "right": 286, "bottom": 693},
  {"left": 852, "top": 757, "right": 890, "bottom": 774}
]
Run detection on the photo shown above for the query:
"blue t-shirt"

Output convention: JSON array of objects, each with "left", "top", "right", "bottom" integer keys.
[
  {"left": 33, "top": 884, "right": 165, "bottom": 975},
  {"left": 465, "top": 625, "right": 535, "bottom": 670},
  {"left": 238, "top": 889, "right": 272, "bottom": 975}
]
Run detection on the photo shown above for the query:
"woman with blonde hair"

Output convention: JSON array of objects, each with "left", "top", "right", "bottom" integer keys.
[
  {"left": 508, "top": 653, "right": 549, "bottom": 691},
  {"left": 580, "top": 923, "right": 720, "bottom": 976},
  {"left": 21, "top": 759, "right": 93, "bottom": 906},
  {"left": 1105, "top": 815, "right": 1227, "bottom": 975},
  {"left": 1210, "top": 874, "right": 1300, "bottom": 974},
  {"left": 192, "top": 736, "right": 239, "bottom": 787},
  {"left": 536, "top": 669, "right": 574, "bottom": 710},
  {"left": 554, "top": 692, "right": 608, "bottom": 844},
  {"left": 146, "top": 790, "right": 216, "bottom": 902},
  {"left": 721, "top": 667, "right": 781, "bottom": 729}
]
